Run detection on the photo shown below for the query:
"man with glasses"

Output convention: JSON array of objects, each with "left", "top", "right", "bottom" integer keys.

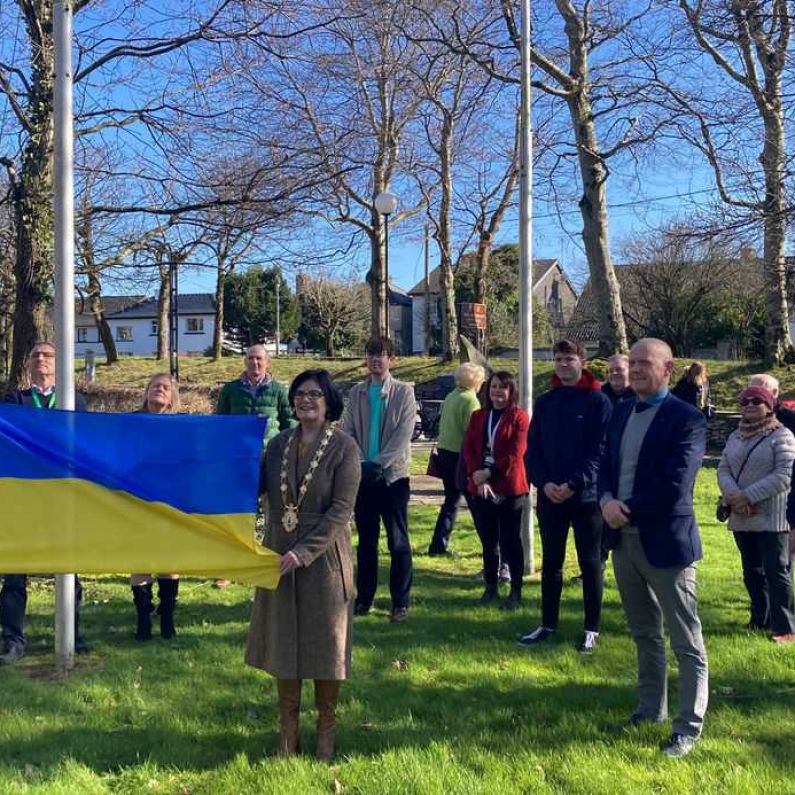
[
  {"left": 1, "top": 341, "right": 89, "bottom": 664},
  {"left": 216, "top": 344, "right": 295, "bottom": 587},
  {"left": 342, "top": 336, "right": 416, "bottom": 623}
]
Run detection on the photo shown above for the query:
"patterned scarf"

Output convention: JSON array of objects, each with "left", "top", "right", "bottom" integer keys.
[{"left": 737, "top": 413, "right": 780, "bottom": 440}]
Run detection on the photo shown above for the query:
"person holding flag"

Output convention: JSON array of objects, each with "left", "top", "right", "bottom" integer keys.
[{"left": 0, "top": 341, "right": 88, "bottom": 665}]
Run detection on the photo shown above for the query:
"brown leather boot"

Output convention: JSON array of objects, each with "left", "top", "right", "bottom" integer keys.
[
  {"left": 314, "top": 679, "right": 340, "bottom": 760},
  {"left": 276, "top": 678, "right": 302, "bottom": 756}
]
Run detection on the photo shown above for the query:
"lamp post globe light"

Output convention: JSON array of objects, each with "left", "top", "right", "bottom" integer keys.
[{"left": 374, "top": 191, "right": 398, "bottom": 338}]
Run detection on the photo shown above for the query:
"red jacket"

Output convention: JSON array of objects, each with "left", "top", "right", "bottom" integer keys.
[{"left": 462, "top": 406, "right": 530, "bottom": 497}]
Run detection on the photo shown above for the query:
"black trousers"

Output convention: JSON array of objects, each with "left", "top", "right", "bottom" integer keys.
[
  {"left": 428, "top": 449, "right": 464, "bottom": 554},
  {"left": 733, "top": 531, "right": 795, "bottom": 634},
  {"left": 0, "top": 574, "right": 84, "bottom": 649},
  {"left": 355, "top": 477, "right": 413, "bottom": 610},
  {"left": 469, "top": 494, "right": 525, "bottom": 589},
  {"left": 537, "top": 498, "right": 604, "bottom": 632}
]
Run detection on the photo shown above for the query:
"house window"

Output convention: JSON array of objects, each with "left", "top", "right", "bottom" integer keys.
[
  {"left": 116, "top": 326, "right": 133, "bottom": 342},
  {"left": 186, "top": 317, "right": 204, "bottom": 334},
  {"left": 77, "top": 327, "right": 90, "bottom": 343},
  {"left": 150, "top": 320, "right": 158, "bottom": 336}
]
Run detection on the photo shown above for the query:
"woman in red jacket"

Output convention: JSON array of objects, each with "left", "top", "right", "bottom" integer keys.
[{"left": 462, "top": 371, "right": 530, "bottom": 610}]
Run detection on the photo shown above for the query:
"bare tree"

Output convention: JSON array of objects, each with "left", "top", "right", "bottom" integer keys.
[
  {"left": 297, "top": 270, "right": 371, "bottom": 356},
  {"left": 239, "top": 0, "right": 433, "bottom": 338},
  {"left": 421, "top": 0, "right": 668, "bottom": 354},
  {"left": 649, "top": 0, "right": 793, "bottom": 363}
]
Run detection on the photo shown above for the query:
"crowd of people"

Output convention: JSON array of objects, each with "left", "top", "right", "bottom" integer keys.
[{"left": 1, "top": 334, "right": 794, "bottom": 763}]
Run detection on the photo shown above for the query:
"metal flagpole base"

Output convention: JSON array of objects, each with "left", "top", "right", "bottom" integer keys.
[{"left": 55, "top": 574, "right": 76, "bottom": 674}]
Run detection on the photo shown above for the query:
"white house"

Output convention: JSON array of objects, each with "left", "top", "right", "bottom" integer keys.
[{"left": 74, "top": 294, "right": 216, "bottom": 357}]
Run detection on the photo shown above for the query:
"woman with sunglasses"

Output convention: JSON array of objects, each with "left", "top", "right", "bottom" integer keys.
[
  {"left": 717, "top": 384, "right": 795, "bottom": 641},
  {"left": 245, "top": 369, "right": 361, "bottom": 759}
]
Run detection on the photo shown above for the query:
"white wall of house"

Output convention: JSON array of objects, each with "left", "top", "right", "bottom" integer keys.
[{"left": 74, "top": 314, "right": 215, "bottom": 357}]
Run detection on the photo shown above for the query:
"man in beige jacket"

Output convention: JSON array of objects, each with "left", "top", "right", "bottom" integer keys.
[{"left": 342, "top": 336, "right": 416, "bottom": 623}]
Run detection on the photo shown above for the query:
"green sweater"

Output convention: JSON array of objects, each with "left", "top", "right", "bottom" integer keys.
[
  {"left": 437, "top": 387, "right": 481, "bottom": 453},
  {"left": 216, "top": 376, "right": 295, "bottom": 443}
]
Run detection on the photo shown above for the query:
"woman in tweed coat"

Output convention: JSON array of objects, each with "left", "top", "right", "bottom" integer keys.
[
  {"left": 717, "top": 384, "right": 795, "bottom": 641},
  {"left": 245, "top": 369, "right": 361, "bottom": 759}
]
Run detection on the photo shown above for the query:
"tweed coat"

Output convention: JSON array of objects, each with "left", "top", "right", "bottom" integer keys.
[{"left": 245, "top": 426, "right": 361, "bottom": 680}]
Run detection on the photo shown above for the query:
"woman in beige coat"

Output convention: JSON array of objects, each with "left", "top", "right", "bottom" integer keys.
[{"left": 245, "top": 369, "right": 361, "bottom": 759}]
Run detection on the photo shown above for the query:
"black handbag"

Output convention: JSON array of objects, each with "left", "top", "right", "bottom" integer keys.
[
  {"left": 716, "top": 436, "right": 766, "bottom": 522},
  {"left": 426, "top": 447, "right": 442, "bottom": 479}
]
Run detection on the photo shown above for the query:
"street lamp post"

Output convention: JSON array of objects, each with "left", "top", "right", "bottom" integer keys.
[{"left": 374, "top": 191, "right": 398, "bottom": 338}]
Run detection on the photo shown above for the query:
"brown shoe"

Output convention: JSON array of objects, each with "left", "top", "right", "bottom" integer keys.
[
  {"left": 213, "top": 579, "right": 231, "bottom": 589},
  {"left": 772, "top": 633, "right": 795, "bottom": 644},
  {"left": 276, "top": 679, "right": 302, "bottom": 756},
  {"left": 390, "top": 607, "right": 409, "bottom": 624},
  {"left": 314, "top": 680, "right": 340, "bottom": 760}
]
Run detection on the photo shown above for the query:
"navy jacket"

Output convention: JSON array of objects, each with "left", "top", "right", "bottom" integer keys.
[
  {"left": 527, "top": 370, "right": 612, "bottom": 505},
  {"left": 599, "top": 393, "right": 706, "bottom": 568}
]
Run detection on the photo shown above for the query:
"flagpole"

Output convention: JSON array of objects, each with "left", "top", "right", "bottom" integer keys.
[
  {"left": 54, "top": 0, "right": 76, "bottom": 673},
  {"left": 519, "top": 0, "right": 535, "bottom": 574}
]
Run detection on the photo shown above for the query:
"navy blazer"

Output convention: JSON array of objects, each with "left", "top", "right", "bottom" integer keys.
[{"left": 599, "top": 393, "right": 706, "bottom": 568}]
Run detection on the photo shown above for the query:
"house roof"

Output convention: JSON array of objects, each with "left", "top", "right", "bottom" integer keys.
[
  {"left": 108, "top": 293, "right": 216, "bottom": 319},
  {"left": 74, "top": 295, "right": 146, "bottom": 319},
  {"left": 407, "top": 257, "right": 564, "bottom": 296}
]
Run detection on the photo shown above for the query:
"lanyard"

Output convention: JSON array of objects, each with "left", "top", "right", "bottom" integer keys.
[
  {"left": 31, "top": 390, "right": 56, "bottom": 409},
  {"left": 487, "top": 410, "right": 502, "bottom": 452}
]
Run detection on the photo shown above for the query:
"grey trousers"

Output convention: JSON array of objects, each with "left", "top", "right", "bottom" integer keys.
[{"left": 612, "top": 532, "right": 709, "bottom": 738}]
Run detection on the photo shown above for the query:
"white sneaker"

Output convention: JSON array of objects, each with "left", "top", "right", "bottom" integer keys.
[
  {"left": 578, "top": 630, "right": 599, "bottom": 654},
  {"left": 517, "top": 626, "right": 554, "bottom": 646}
]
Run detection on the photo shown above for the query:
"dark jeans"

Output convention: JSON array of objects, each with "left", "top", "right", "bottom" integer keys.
[
  {"left": 0, "top": 574, "right": 84, "bottom": 649},
  {"left": 355, "top": 477, "right": 413, "bottom": 610},
  {"left": 733, "top": 531, "right": 795, "bottom": 634},
  {"left": 469, "top": 494, "right": 526, "bottom": 589},
  {"left": 537, "top": 498, "right": 604, "bottom": 632},
  {"left": 428, "top": 449, "right": 464, "bottom": 554}
]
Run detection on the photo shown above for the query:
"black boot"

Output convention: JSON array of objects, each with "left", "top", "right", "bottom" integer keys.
[
  {"left": 132, "top": 583, "right": 153, "bottom": 641},
  {"left": 158, "top": 579, "right": 179, "bottom": 639},
  {"left": 500, "top": 586, "right": 522, "bottom": 611},
  {"left": 478, "top": 584, "right": 499, "bottom": 605}
]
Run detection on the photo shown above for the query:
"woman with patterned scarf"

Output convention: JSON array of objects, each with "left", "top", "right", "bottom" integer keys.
[{"left": 717, "top": 384, "right": 795, "bottom": 642}]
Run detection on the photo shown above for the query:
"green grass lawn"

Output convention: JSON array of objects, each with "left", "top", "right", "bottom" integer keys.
[{"left": 1, "top": 468, "right": 794, "bottom": 793}]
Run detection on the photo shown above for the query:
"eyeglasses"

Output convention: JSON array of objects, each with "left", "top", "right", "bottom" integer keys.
[
  {"left": 293, "top": 389, "right": 324, "bottom": 401},
  {"left": 740, "top": 397, "right": 766, "bottom": 407}
]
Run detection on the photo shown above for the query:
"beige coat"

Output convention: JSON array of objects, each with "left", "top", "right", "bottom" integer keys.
[
  {"left": 341, "top": 373, "right": 415, "bottom": 484},
  {"left": 245, "top": 426, "right": 361, "bottom": 680}
]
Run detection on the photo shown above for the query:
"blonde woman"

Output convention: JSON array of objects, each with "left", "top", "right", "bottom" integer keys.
[
  {"left": 428, "top": 363, "right": 486, "bottom": 556},
  {"left": 131, "top": 373, "right": 181, "bottom": 640},
  {"left": 672, "top": 361, "right": 713, "bottom": 418}
]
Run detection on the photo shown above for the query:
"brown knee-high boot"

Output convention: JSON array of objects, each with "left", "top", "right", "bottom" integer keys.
[
  {"left": 276, "top": 679, "right": 302, "bottom": 756},
  {"left": 314, "top": 679, "right": 340, "bottom": 760}
]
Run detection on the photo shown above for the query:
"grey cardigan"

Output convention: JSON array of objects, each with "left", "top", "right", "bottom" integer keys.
[
  {"left": 717, "top": 425, "right": 795, "bottom": 533},
  {"left": 341, "top": 373, "right": 415, "bottom": 484}
]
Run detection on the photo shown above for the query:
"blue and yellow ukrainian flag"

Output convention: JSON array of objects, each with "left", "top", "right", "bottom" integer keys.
[{"left": 0, "top": 404, "right": 279, "bottom": 588}]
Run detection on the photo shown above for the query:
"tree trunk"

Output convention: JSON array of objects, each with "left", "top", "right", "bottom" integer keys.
[
  {"left": 156, "top": 254, "right": 170, "bottom": 361},
  {"left": 436, "top": 112, "right": 460, "bottom": 361},
  {"left": 761, "top": 95, "right": 792, "bottom": 363},
  {"left": 87, "top": 270, "right": 118, "bottom": 364},
  {"left": 473, "top": 235, "right": 491, "bottom": 305},
  {"left": 556, "top": 2, "right": 627, "bottom": 356},
  {"left": 213, "top": 259, "right": 226, "bottom": 360},
  {"left": 568, "top": 89, "right": 627, "bottom": 356},
  {"left": 9, "top": 2, "right": 55, "bottom": 387}
]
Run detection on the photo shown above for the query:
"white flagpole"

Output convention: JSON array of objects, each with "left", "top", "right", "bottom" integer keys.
[
  {"left": 519, "top": 0, "right": 535, "bottom": 574},
  {"left": 54, "top": 0, "right": 76, "bottom": 673}
]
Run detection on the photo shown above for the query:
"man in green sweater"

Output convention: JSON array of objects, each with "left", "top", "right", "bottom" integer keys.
[
  {"left": 216, "top": 344, "right": 295, "bottom": 446},
  {"left": 215, "top": 344, "right": 295, "bottom": 587}
]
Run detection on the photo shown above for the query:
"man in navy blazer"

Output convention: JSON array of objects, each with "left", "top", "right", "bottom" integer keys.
[{"left": 599, "top": 338, "right": 708, "bottom": 759}]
